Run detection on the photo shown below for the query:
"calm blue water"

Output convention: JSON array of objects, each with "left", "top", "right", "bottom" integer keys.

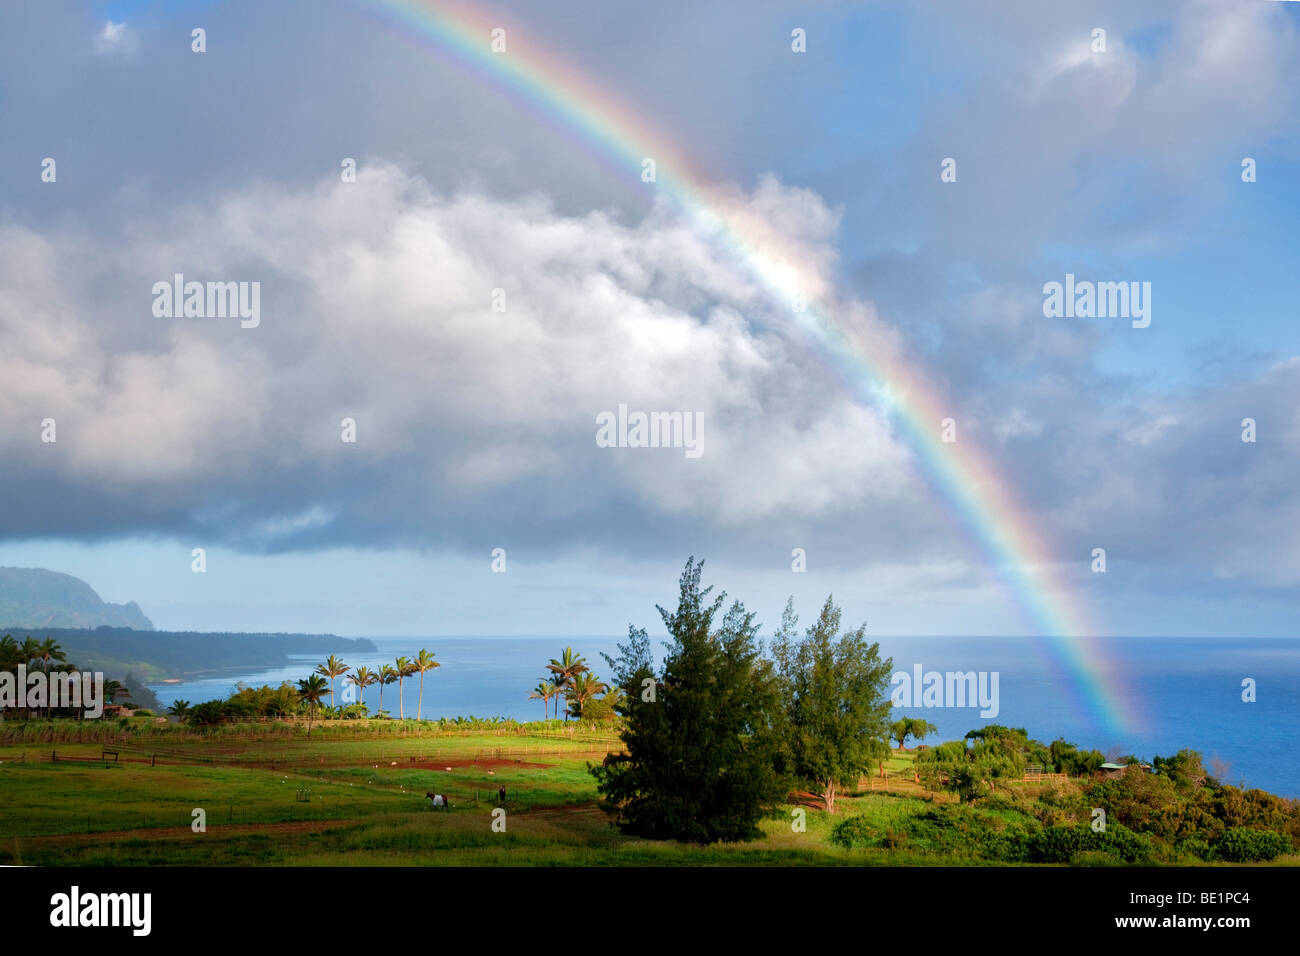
[{"left": 145, "top": 636, "right": 1300, "bottom": 798}]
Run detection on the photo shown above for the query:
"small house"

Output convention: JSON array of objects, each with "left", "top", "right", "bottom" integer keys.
[{"left": 1097, "top": 761, "right": 1153, "bottom": 779}]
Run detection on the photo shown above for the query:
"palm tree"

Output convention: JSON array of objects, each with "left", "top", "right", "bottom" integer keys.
[
  {"left": 297, "top": 674, "right": 329, "bottom": 736},
  {"left": 0, "top": 635, "right": 18, "bottom": 669},
  {"left": 348, "top": 666, "right": 376, "bottom": 713},
  {"left": 567, "top": 672, "right": 608, "bottom": 721},
  {"left": 394, "top": 656, "right": 412, "bottom": 720},
  {"left": 543, "top": 678, "right": 559, "bottom": 719},
  {"left": 315, "top": 655, "right": 349, "bottom": 713},
  {"left": 546, "top": 647, "right": 588, "bottom": 722},
  {"left": 412, "top": 648, "right": 440, "bottom": 721},
  {"left": 528, "top": 680, "right": 557, "bottom": 721},
  {"left": 103, "top": 679, "right": 129, "bottom": 704},
  {"left": 37, "top": 638, "right": 65, "bottom": 717},
  {"left": 37, "top": 637, "right": 65, "bottom": 674},
  {"left": 8, "top": 637, "right": 40, "bottom": 718},
  {"left": 19, "top": 637, "right": 40, "bottom": 668},
  {"left": 168, "top": 699, "right": 191, "bottom": 719},
  {"left": 377, "top": 664, "right": 397, "bottom": 716}
]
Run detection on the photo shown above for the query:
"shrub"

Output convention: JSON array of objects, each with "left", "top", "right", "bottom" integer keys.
[
  {"left": 1024, "top": 822, "right": 1152, "bottom": 864},
  {"left": 1023, "top": 824, "right": 1084, "bottom": 862},
  {"left": 1213, "top": 828, "right": 1292, "bottom": 862},
  {"left": 830, "top": 802, "right": 1035, "bottom": 861},
  {"left": 186, "top": 701, "right": 228, "bottom": 726},
  {"left": 1176, "top": 838, "right": 1212, "bottom": 861},
  {"left": 830, "top": 814, "right": 878, "bottom": 849}
]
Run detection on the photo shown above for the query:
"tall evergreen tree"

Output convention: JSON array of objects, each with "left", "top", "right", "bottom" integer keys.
[
  {"left": 771, "top": 595, "right": 894, "bottom": 813},
  {"left": 591, "top": 558, "right": 785, "bottom": 843}
]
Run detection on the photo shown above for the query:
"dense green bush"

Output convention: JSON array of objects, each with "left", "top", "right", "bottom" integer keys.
[
  {"left": 1032, "top": 783, "right": 1089, "bottom": 827},
  {"left": 1213, "top": 828, "right": 1292, "bottom": 862},
  {"left": 830, "top": 814, "right": 876, "bottom": 849},
  {"left": 186, "top": 701, "right": 228, "bottom": 726},
  {"left": 1023, "top": 823, "right": 1153, "bottom": 864},
  {"left": 830, "top": 802, "right": 1035, "bottom": 861}
]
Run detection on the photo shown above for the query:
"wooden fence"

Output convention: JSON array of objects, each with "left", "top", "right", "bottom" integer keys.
[{"left": 1016, "top": 771, "right": 1069, "bottom": 784}]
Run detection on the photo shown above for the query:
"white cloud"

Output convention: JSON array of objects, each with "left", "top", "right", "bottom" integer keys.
[
  {"left": 94, "top": 21, "right": 137, "bottom": 56},
  {"left": 1124, "top": 414, "right": 1180, "bottom": 447},
  {"left": 0, "top": 164, "right": 921, "bottom": 547}
]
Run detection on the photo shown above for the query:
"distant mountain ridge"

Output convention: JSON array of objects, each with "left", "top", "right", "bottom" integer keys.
[
  {"left": 22, "top": 626, "right": 376, "bottom": 682},
  {"left": 0, "top": 567, "right": 154, "bottom": 631}
]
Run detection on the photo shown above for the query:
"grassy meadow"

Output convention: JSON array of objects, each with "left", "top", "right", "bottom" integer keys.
[
  {"left": 0, "top": 721, "right": 950, "bottom": 866},
  {"left": 3, "top": 719, "right": 1297, "bottom": 866}
]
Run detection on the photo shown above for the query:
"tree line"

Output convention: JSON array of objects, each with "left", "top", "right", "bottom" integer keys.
[
  {"left": 0, "top": 635, "right": 150, "bottom": 717},
  {"left": 169, "top": 648, "right": 444, "bottom": 734}
]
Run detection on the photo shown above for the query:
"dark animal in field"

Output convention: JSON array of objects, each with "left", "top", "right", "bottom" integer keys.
[{"left": 425, "top": 792, "right": 448, "bottom": 809}]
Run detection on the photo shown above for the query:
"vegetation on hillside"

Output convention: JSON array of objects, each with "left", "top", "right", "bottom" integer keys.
[
  {"left": 2, "top": 558, "right": 1295, "bottom": 867},
  {"left": 0, "top": 635, "right": 148, "bottom": 715},
  {"left": 588, "top": 558, "right": 1299, "bottom": 861},
  {"left": 0, "top": 627, "right": 374, "bottom": 683}
]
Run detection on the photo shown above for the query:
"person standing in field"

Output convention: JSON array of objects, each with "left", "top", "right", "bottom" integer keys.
[{"left": 498, "top": 785, "right": 506, "bottom": 805}]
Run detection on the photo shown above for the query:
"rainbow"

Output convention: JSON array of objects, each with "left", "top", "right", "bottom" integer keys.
[{"left": 347, "top": 0, "right": 1141, "bottom": 736}]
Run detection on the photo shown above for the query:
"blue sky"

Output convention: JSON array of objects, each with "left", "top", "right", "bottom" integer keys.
[{"left": 0, "top": 1, "right": 1297, "bottom": 637}]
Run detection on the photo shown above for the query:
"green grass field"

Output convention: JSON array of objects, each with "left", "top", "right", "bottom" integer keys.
[
  {"left": 1, "top": 724, "right": 1295, "bottom": 866},
  {"left": 0, "top": 725, "right": 911, "bottom": 865}
]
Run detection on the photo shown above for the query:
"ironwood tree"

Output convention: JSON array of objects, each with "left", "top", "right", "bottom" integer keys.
[
  {"left": 591, "top": 558, "right": 785, "bottom": 843},
  {"left": 771, "top": 595, "right": 894, "bottom": 813}
]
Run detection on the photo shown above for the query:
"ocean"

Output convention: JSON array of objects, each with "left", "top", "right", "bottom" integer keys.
[{"left": 145, "top": 635, "right": 1300, "bottom": 798}]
